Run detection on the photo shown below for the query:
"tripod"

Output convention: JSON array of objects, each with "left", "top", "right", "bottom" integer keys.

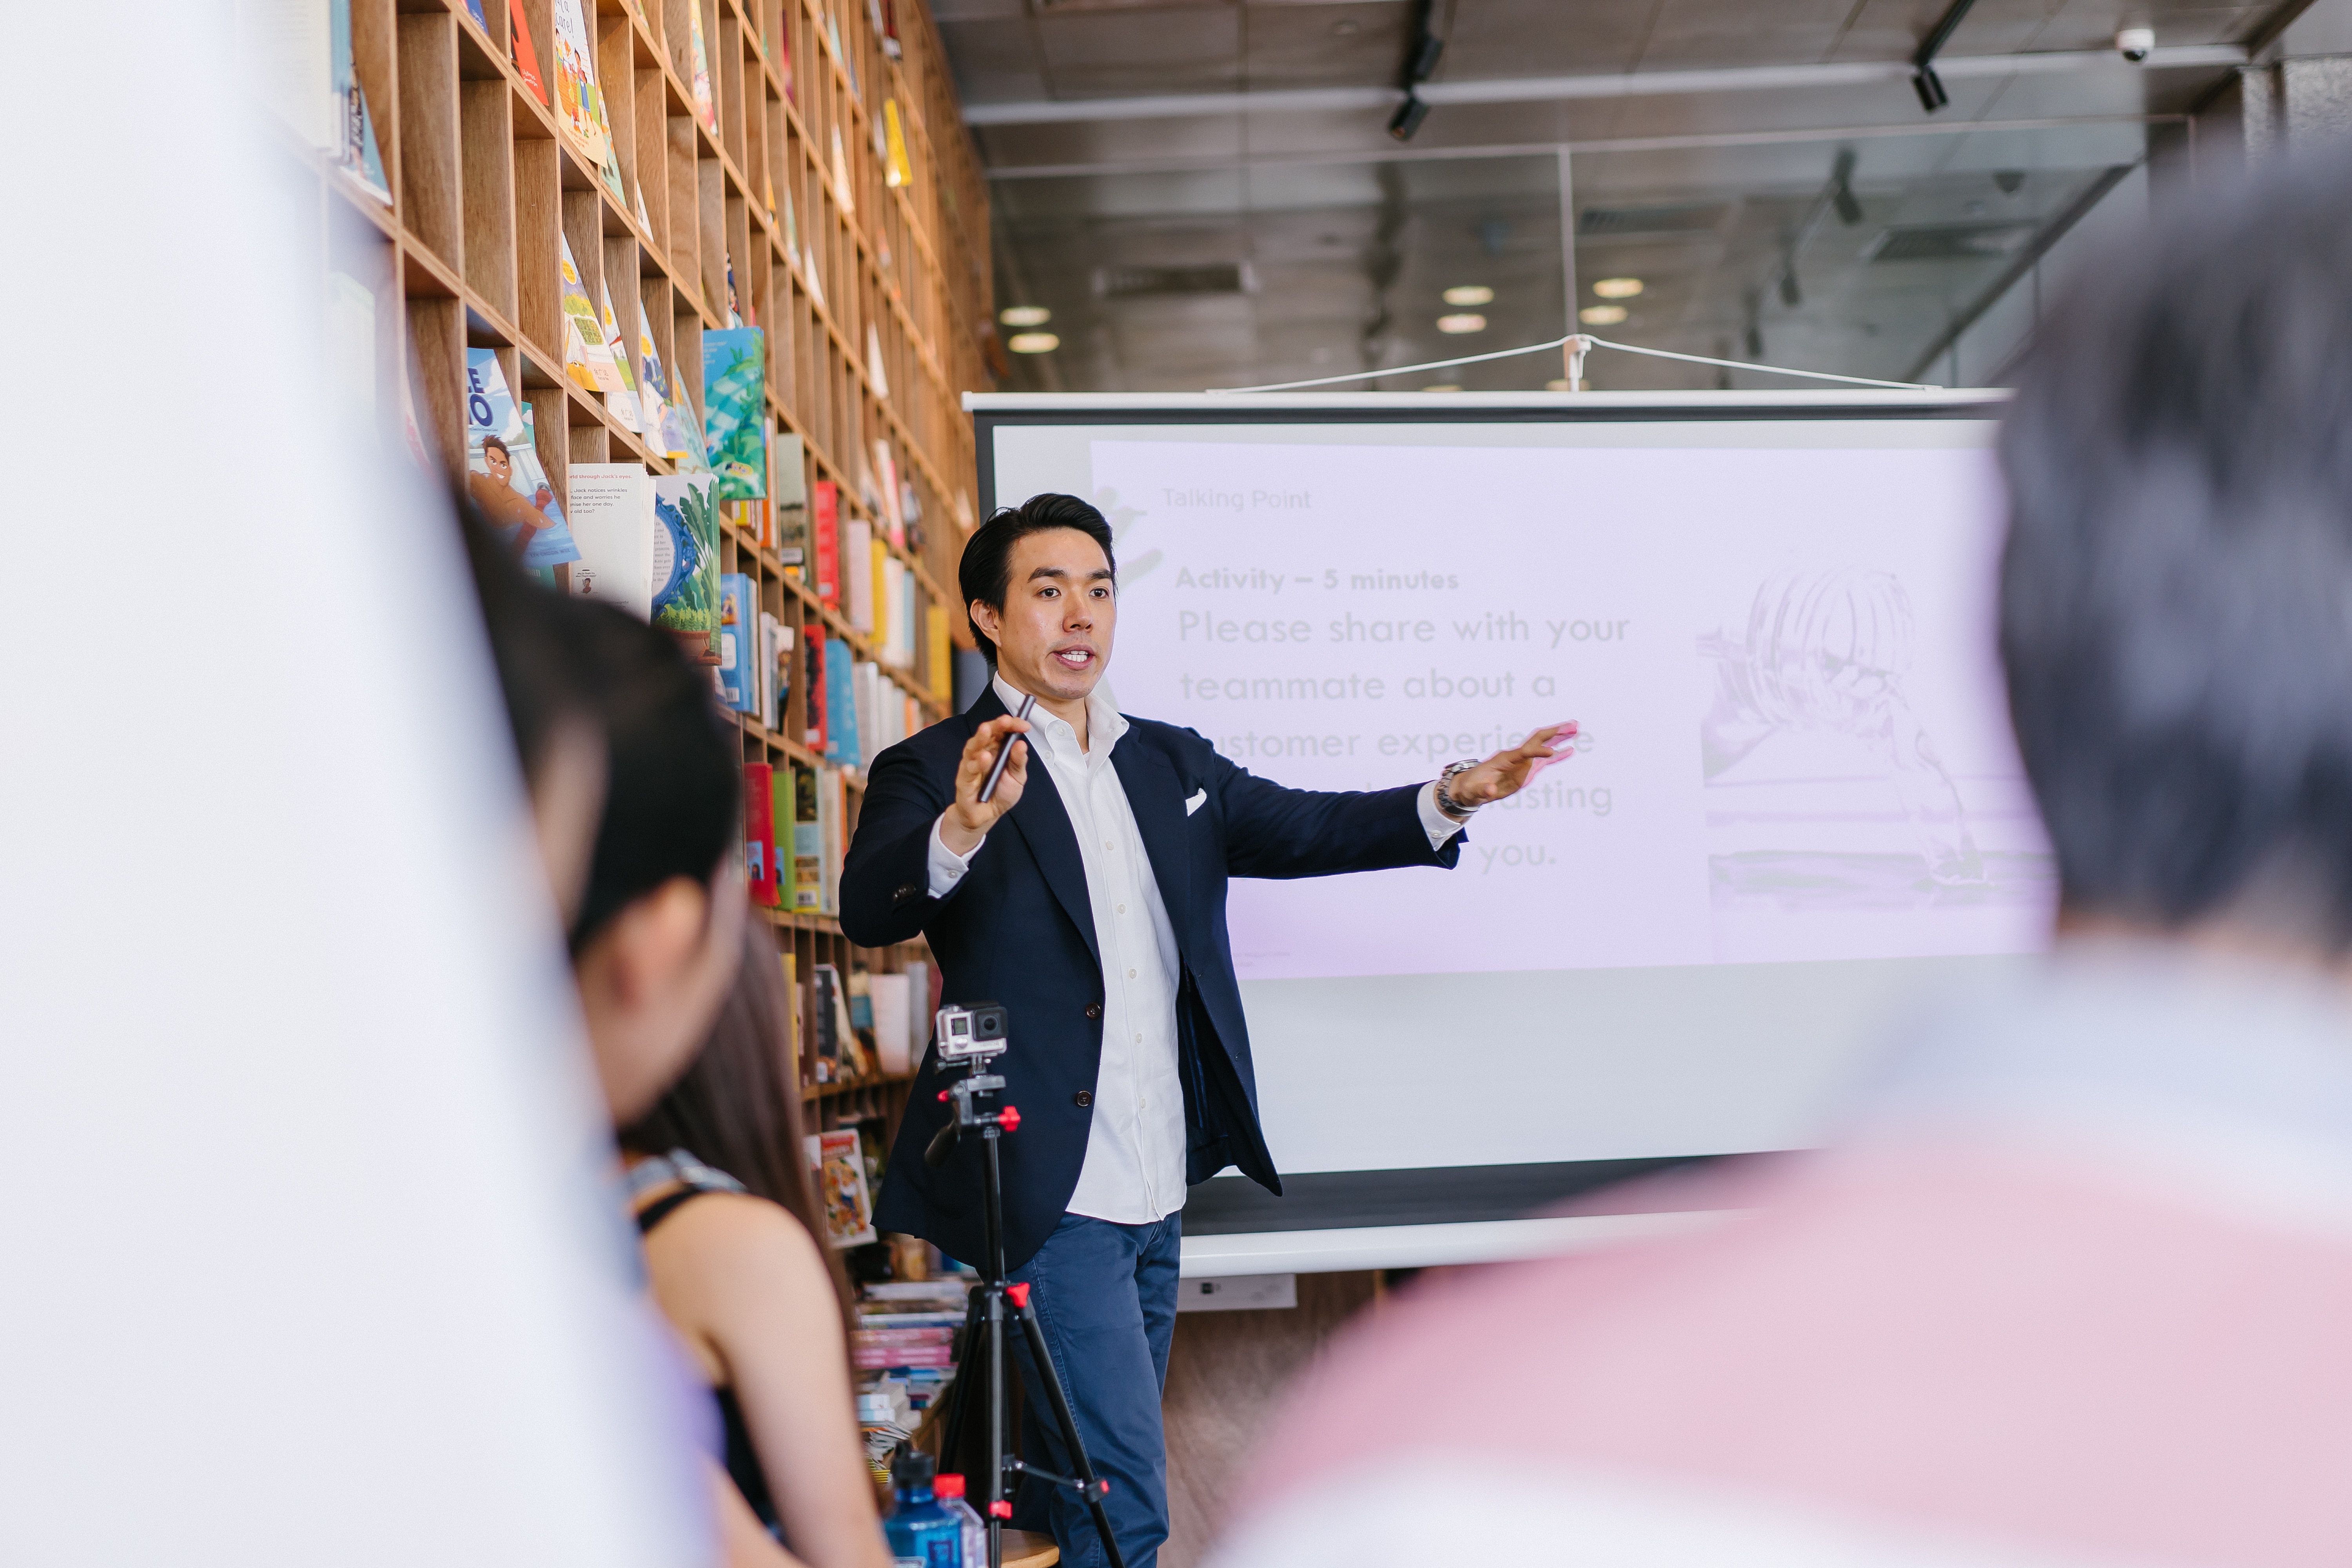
[{"left": 926, "top": 1047, "right": 1126, "bottom": 1568}]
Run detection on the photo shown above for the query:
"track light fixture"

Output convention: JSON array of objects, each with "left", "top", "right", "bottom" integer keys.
[
  {"left": 1389, "top": 0, "right": 1443, "bottom": 142},
  {"left": 1909, "top": 0, "right": 1981, "bottom": 114}
]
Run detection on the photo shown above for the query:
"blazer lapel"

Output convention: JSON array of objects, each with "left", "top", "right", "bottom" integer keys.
[
  {"left": 1111, "top": 726, "right": 1192, "bottom": 939},
  {"left": 994, "top": 710, "right": 1101, "bottom": 969}
]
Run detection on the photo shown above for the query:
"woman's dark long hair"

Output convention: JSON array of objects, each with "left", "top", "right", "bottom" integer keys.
[{"left": 620, "top": 919, "right": 856, "bottom": 1330}]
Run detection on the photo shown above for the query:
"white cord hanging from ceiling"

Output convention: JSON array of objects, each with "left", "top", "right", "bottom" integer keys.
[{"left": 1204, "top": 331, "right": 1942, "bottom": 394}]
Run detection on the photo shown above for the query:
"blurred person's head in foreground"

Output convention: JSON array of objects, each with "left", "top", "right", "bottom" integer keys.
[
  {"left": 567, "top": 600, "right": 747, "bottom": 1126},
  {"left": 1205, "top": 159, "right": 2352, "bottom": 1568},
  {"left": 461, "top": 504, "right": 606, "bottom": 922},
  {"left": 617, "top": 916, "right": 855, "bottom": 1327}
]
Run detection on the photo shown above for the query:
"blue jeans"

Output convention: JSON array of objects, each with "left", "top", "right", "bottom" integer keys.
[{"left": 1007, "top": 1210, "right": 1183, "bottom": 1568}]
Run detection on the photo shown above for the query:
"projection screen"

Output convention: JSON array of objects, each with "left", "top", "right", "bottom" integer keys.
[{"left": 973, "top": 390, "right": 2039, "bottom": 1272}]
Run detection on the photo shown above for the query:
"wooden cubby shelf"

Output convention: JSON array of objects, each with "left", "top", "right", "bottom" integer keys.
[{"left": 283, "top": 0, "right": 991, "bottom": 1122}]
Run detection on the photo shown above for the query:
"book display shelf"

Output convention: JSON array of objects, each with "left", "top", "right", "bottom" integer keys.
[{"left": 276, "top": 0, "right": 992, "bottom": 1152}]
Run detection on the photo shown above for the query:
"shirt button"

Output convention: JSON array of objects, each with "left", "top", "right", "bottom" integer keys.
[
  {"left": 1074, "top": 1090, "right": 1093, "bottom": 1108},
  {"left": 1117, "top": 904, "right": 1126, "bottom": 915},
  {"left": 1084, "top": 1004, "right": 1102, "bottom": 1020},
  {"left": 1134, "top": 1032, "right": 1143, "bottom": 1043},
  {"left": 1127, "top": 968, "right": 1137, "bottom": 979}
]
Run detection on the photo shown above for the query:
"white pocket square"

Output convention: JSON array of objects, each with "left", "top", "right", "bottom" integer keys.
[{"left": 1185, "top": 788, "right": 1207, "bottom": 817}]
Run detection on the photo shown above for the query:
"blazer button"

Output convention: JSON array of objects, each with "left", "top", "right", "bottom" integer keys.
[
  {"left": 894, "top": 884, "right": 919, "bottom": 901},
  {"left": 1074, "top": 1091, "right": 1093, "bottom": 1108},
  {"left": 1083, "top": 1003, "right": 1102, "bottom": 1019}
]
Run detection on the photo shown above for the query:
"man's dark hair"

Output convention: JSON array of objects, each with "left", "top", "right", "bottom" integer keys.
[
  {"left": 958, "top": 493, "right": 1116, "bottom": 666},
  {"left": 568, "top": 601, "right": 742, "bottom": 949},
  {"left": 482, "top": 434, "right": 511, "bottom": 462},
  {"left": 2000, "top": 158, "right": 2352, "bottom": 945}
]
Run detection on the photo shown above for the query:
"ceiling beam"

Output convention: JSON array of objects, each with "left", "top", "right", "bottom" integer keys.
[
  {"left": 961, "top": 46, "right": 2245, "bottom": 127},
  {"left": 981, "top": 113, "right": 2184, "bottom": 180}
]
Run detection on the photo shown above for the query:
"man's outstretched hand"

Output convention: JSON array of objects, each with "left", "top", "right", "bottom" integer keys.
[
  {"left": 1439, "top": 722, "right": 1579, "bottom": 818},
  {"left": 941, "top": 714, "right": 1033, "bottom": 855}
]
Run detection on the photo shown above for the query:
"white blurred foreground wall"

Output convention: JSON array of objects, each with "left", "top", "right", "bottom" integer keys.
[{"left": 0, "top": 8, "right": 707, "bottom": 1566}]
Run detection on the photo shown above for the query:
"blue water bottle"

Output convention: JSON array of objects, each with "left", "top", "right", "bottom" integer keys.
[{"left": 886, "top": 1446, "right": 963, "bottom": 1567}]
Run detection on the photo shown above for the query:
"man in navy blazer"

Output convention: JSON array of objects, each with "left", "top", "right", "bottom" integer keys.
[{"left": 842, "top": 494, "right": 1571, "bottom": 1567}]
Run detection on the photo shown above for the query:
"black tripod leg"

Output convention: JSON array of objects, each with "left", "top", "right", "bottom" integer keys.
[{"left": 1012, "top": 1289, "right": 1127, "bottom": 1568}]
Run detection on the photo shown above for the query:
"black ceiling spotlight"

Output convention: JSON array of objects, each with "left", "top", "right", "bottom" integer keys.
[
  {"left": 1388, "top": 0, "right": 1444, "bottom": 143},
  {"left": 1911, "top": 0, "right": 1981, "bottom": 114}
]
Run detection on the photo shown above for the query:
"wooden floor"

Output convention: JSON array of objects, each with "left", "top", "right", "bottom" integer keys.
[{"left": 1158, "top": 1271, "right": 1381, "bottom": 1568}]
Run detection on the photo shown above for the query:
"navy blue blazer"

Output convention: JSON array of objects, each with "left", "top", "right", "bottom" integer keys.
[{"left": 840, "top": 686, "right": 1465, "bottom": 1272}]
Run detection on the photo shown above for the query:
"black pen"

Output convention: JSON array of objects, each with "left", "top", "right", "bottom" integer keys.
[{"left": 978, "top": 692, "right": 1036, "bottom": 803}]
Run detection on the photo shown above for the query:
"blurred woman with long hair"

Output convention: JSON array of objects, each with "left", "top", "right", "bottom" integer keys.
[{"left": 620, "top": 921, "right": 890, "bottom": 1568}]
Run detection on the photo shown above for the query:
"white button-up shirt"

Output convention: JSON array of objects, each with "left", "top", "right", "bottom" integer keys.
[{"left": 928, "top": 674, "right": 1467, "bottom": 1224}]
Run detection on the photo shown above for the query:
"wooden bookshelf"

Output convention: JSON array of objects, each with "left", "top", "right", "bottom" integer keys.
[{"left": 280, "top": 0, "right": 991, "bottom": 1128}]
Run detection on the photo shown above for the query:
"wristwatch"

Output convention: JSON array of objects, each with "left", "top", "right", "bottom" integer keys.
[{"left": 1436, "top": 759, "right": 1482, "bottom": 820}]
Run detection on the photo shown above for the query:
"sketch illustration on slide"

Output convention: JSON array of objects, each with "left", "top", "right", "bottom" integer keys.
[
  {"left": 1090, "top": 485, "right": 1161, "bottom": 586},
  {"left": 1699, "top": 568, "right": 2051, "bottom": 915}
]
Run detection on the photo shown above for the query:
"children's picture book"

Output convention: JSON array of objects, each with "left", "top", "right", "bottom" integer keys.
[
  {"left": 803, "top": 626, "right": 828, "bottom": 755},
  {"left": 830, "top": 126, "right": 855, "bottom": 214},
  {"left": 689, "top": 0, "right": 717, "bottom": 134},
  {"left": 463, "top": 349, "right": 581, "bottom": 572},
  {"left": 701, "top": 328, "right": 768, "bottom": 500},
  {"left": 718, "top": 572, "right": 755, "bottom": 712},
  {"left": 826, "top": 641, "right": 861, "bottom": 769},
  {"left": 743, "top": 761, "right": 780, "bottom": 905},
  {"left": 557, "top": 234, "right": 620, "bottom": 397},
  {"left": 549, "top": 0, "right": 615, "bottom": 173},
  {"left": 595, "top": 276, "right": 644, "bottom": 430},
  {"left": 652, "top": 472, "right": 721, "bottom": 662},
  {"left": 813, "top": 481, "right": 842, "bottom": 606},
  {"left": 810, "top": 964, "right": 845, "bottom": 1080},
  {"left": 792, "top": 766, "right": 823, "bottom": 914},
  {"left": 772, "top": 431, "right": 809, "bottom": 566},
  {"left": 330, "top": 0, "right": 391, "bottom": 205},
  {"left": 568, "top": 463, "right": 658, "bottom": 617},
  {"left": 509, "top": 0, "right": 547, "bottom": 104},
  {"left": 883, "top": 108, "right": 913, "bottom": 184}
]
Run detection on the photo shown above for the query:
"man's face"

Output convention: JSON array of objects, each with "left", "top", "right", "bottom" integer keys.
[
  {"left": 485, "top": 445, "right": 511, "bottom": 484},
  {"left": 976, "top": 527, "right": 1116, "bottom": 706}
]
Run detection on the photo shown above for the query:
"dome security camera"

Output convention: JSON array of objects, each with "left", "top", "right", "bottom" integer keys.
[{"left": 2117, "top": 26, "right": 2154, "bottom": 62}]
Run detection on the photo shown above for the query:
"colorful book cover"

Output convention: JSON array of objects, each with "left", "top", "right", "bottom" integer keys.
[
  {"left": 817, "top": 769, "right": 846, "bottom": 912},
  {"left": 813, "top": 480, "right": 840, "bottom": 606},
  {"left": 844, "top": 517, "right": 874, "bottom": 632},
  {"left": 873, "top": 439, "right": 904, "bottom": 544},
  {"left": 689, "top": 0, "right": 716, "bottom": 133},
  {"left": 772, "top": 431, "right": 809, "bottom": 566},
  {"left": 549, "top": 0, "right": 614, "bottom": 172},
  {"left": 701, "top": 328, "right": 768, "bottom": 500},
  {"left": 884, "top": 100, "right": 913, "bottom": 184},
  {"left": 633, "top": 317, "right": 669, "bottom": 440},
  {"left": 927, "top": 604, "right": 951, "bottom": 699},
  {"left": 879, "top": 0, "right": 901, "bottom": 59},
  {"left": 791, "top": 766, "right": 822, "bottom": 914},
  {"left": 826, "top": 642, "right": 861, "bottom": 768},
  {"left": 463, "top": 348, "right": 581, "bottom": 570},
  {"left": 652, "top": 472, "right": 721, "bottom": 662},
  {"left": 743, "top": 761, "right": 779, "bottom": 905},
  {"left": 718, "top": 572, "right": 754, "bottom": 712},
  {"left": 509, "top": 0, "right": 548, "bottom": 104},
  {"left": 557, "top": 234, "right": 619, "bottom": 396},
  {"left": 595, "top": 276, "right": 644, "bottom": 430},
  {"left": 772, "top": 767, "right": 796, "bottom": 910},
  {"left": 463, "top": 0, "right": 488, "bottom": 28},
  {"left": 803, "top": 626, "right": 827, "bottom": 754},
  {"left": 330, "top": 0, "right": 391, "bottom": 206},
  {"left": 568, "top": 463, "right": 658, "bottom": 617}
]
